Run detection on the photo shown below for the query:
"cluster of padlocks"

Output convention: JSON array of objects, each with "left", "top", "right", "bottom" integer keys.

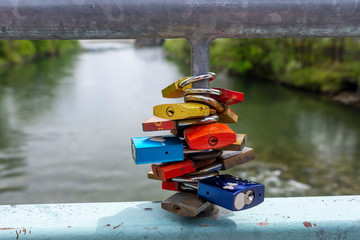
[{"left": 131, "top": 72, "right": 264, "bottom": 217}]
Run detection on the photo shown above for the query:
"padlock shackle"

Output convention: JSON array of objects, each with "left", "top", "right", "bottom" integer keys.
[
  {"left": 188, "top": 162, "right": 223, "bottom": 175},
  {"left": 172, "top": 171, "right": 219, "bottom": 183},
  {"left": 178, "top": 72, "right": 216, "bottom": 89},
  {"left": 184, "top": 88, "right": 221, "bottom": 96},
  {"left": 184, "top": 95, "right": 224, "bottom": 113},
  {"left": 177, "top": 115, "right": 219, "bottom": 128}
]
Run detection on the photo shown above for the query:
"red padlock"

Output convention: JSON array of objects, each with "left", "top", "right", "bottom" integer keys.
[
  {"left": 162, "top": 181, "right": 180, "bottom": 191},
  {"left": 152, "top": 159, "right": 196, "bottom": 181},
  {"left": 142, "top": 116, "right": 176, "bottom": 131},
  {"left": 184, "top": 123, "right": 237, "bottom": 150},
  {"left": 210, "top": 88, "right": 244, "bottom": 105}
]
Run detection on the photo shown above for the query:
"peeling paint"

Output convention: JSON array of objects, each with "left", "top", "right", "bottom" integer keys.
[
  {"left": 303, "top": 222, "right": 312, "bottom": 228},
  {"left": 256, "top": 222, "right": 269, "bottom": 226},
  {"left": 113, "top": 223, "right": 123, "bottom": 229},
  {"left": 198, "top": 224, "right": 216, "bottom": 227}
]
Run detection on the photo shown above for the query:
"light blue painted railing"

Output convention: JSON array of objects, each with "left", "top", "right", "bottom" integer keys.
[{"left": 1, "top": 196, "right": 360, "bottom": 239}]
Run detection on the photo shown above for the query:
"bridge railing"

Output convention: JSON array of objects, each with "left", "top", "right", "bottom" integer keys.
[{"left": 0, "top": 1, "right": 360, "bottom": 239}]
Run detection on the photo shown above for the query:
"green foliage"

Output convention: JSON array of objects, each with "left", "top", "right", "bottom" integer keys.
[
  {"left": 0, "top": 40, "right": 79, "bottom": 67},
  {"left": 164, "top": 38, "right": 360, "bottom": 94},
  {"left": 163, "top": 39, "right": 190, "bottom": 63}
]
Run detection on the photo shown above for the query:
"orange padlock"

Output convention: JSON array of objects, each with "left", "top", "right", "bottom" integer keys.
[
  {"left": 183, "top": 123, "right": 237, "bottom": 150},
  {"left": 152, "top": 159, "right": 196, "bottom": 181}
]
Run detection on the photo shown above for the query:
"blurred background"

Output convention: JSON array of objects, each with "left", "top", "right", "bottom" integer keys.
[{"left": 0, "top": 38, "right": 359, "bottom": 205}]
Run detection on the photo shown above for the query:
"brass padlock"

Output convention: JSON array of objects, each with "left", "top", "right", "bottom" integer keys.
[
  {"left": 218, "top": 106, "right": 238, "bottom": 123},
  {"left": 161, "top": 192, "right": 212, "bottom": 217},
  {"left": 218, "top": 134, "right": 247, "bottom": 151},
  {"left": 162, "top": 72, "right": 216, "bottom": 98},
  {"left": 217, "top": 147, "right": 255, "bottom": 170},
  {"left": 153, "top": 103, "right": 211, "bottom": 120}
]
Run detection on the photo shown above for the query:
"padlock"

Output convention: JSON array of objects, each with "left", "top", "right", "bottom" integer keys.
[
  {"left": 185, "top": 150, "right": 223, "bottom": 161},
  {"left": 161, "top": 192, "right": 212, "bottom": 217},
  {"left": 193, "top": 158, "right": 217, "bottom": 169},
  {"left": 151, "top": 159, "right": 196, "bottom": 181},
  {"left": 189, "top": 162, "right": 222, "bottom": 175},
  {"left": 184, "top": 123, "right": 237, "bottom": 150},
  {"left": 147, "top": 171, "right": 161, "bottom": 180},
  {"left": 131, "top": 135, "right": 183, "bottom": 164},
  {"left": 171, "top": 171, "right": 219, "bottom": 183},
  {"left": 184, "top": 88, "right": 244, "bottom": 105},
  {"left": 142, "top": 116, "right": 177, "bottom": 132},
  {"left": 217, "top": 134, "right": 247, "bottom": 151},
  {"left": 161, "top": 181, "right": 197, "bottom": 192},
  {"left": 153, "top": 103, "right": 210, "bottom": 120},
  {"left": 217, "top": 147, "right": 255, "bottom": 170},
  {"left": 210, "top": 88, "right": 244, "bottom": 105},
  {"left": 184, "top": 95, "right": 224, "bottom": 113},
  {"left": 218, "top": 106, "right": 238, "bottom": 123},
  {"left": 143, "top": 115, "right": 219, "bottom": 132},
  {"left": 161, "top": 77, "right": 193, "bottom": 98},
  {"left": 198, "top": 174, "right": 265, "bottom": 211},
  {"left": 162, "top": 72, "right": 216, "bottom": 98}
]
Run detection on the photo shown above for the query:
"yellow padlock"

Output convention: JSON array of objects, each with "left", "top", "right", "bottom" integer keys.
[
  {"left": 162, "top": 72, "right": 216, "bottom": 98},
  {"left": 161, "top": 77, "right": 193, "bottom": 98},
  {"left": 218, "top": 106, "right": 238, "bottom": 123},
  {"left": 153, "top": 103, "right": 210, "bottom": 120}
]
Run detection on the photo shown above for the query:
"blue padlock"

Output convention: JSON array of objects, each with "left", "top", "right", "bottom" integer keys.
[
  {"left": 198, "top": 174, "right": 264, "bottom": 211},
  {"left": 131, "top": 135, "right": 184, "bottom": 164}
]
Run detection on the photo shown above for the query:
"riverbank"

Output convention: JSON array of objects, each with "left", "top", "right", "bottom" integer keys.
[
  {"left": 0, "top": 40, "right": 80, "bottom": 67},
  {"left": 164, "top": 39, "right": 360, "bottom": 107}
]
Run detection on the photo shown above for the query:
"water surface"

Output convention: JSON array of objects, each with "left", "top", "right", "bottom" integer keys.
[{"left": 0, "top": 41, "right": 359, "bottom": 204}]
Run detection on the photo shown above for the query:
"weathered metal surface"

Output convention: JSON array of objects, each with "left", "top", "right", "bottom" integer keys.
[
  {"left": 0, "top": 196, "right": 359, "bottom": 239},
  {"left": 0, "top": 0, "right": 360, "bottom": 40}
]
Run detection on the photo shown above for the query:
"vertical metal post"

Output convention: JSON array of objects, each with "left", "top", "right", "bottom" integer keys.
[{"left": 189, "top": 38, "right": 213, "bottom": 89}]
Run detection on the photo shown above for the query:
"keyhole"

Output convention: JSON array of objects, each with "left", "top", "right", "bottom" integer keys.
[
  {"left": 208, "top": 136, "right": 218, "bottom": 146},
  {"left": 173, "top": 205, "right": 182, "bottom": 215},
  {"left": 166, "top": 106, "right": 175, "bottom": 117},
  {"left": 245, "top": 190, "right": 255, "bottom": 205}
]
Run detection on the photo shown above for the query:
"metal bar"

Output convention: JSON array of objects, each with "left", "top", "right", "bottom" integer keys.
[
  {"left": 189, "top": 39, "right": 212, "bottom": 88},
  {"left": 0, "top": 196, "right": 359, "bottom": 239},
  {"left": 0, "top": 0, "right": 360, "bottom": 40}
]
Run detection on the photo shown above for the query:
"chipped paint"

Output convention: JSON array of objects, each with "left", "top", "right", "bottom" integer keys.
[
  {"left": 113, "top": 223, "right": 123, "bottom": 229},
  {"left": 257, "top": 222, "right": 269, "bottom": 226},
  {"left": 303, "top": 222, "right": 312, "bottom": 228},
  {"left": 198, "top": 224, "right": 216, "bottom": 227}
]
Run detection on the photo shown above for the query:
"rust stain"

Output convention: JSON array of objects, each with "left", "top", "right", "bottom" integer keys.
[
  {"left": 113, "top": 223, "right": 123, "bottom": 229},
  {"left": 0, "top": 228, "right": 17, "bottom": 230},
  {"left": 314, "top": 224, "right": 317, "bottom": 227},
  {"left": 256, "top": 222, "right": 269, "bottom": 226},
  {"left": 106, "top": 224, "right": 111, "bottom": 227},
  {"left": 15, "top": 230, "right": 19, "bottom": 240},
  {"left": 23, "top": 228, "right": 26, "bottom": 235},
  {"left": 145, "top": 227, "right": 158, "bottom": 230},
  {"left": 67, "top": 226, "right": 72, "bottom": 228},
  {"left": 198, "top": 224, "right": 216, "bottom": 227},
  {"left": 303, "top": 222, "right": 312, "bottom": 228}
]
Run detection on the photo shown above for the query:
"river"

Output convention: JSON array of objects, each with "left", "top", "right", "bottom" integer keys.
[{"left": 0, "top": 40, "right": 359, "bottom": 204}]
